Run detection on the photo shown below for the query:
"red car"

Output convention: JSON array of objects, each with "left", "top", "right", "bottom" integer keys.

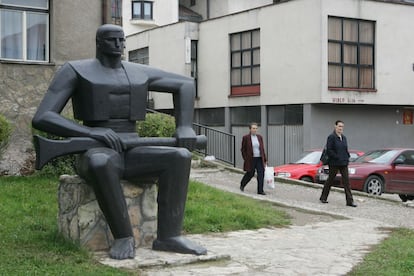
[
  {"left": 274, "top": 150, "right": 363, "bottom": 183},
  {"left": 317, "top": 148, "right": 414, "bottom": 201}
]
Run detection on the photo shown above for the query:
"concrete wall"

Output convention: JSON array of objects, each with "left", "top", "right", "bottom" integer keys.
[
  {"left": 304, "top": 104, "right": 414, "bottom": 152},
  {"left": 260, "top": 0, "right": 323, "bottom": 105},
  {"left": 51, "top": 0, "right": 102, "bottom": 65},
  {"left": 181, "top": 0, "right": 273, "bottom": 20}
]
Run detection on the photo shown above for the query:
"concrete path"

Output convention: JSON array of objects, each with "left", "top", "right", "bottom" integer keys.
[{"left": 97, "top": 166, "right": 414, "bottom": 275}]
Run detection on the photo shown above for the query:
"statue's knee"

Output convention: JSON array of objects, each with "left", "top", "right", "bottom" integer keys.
[
  {"left": 174, "top": 148, "right": 191, "bottom": 161},
  {"left": 83, "top": 149, "right": 122, "bottom": 173},
  {"left": 88, "top": 153, "right": 112, "bottom": 171}
]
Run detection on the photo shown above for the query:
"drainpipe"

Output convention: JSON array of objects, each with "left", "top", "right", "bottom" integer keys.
[
  {"left": 206, "top": 0, "right": 210, "bottom": 19},
  {"left": 225, "top": 106, "right": 230, "bottom": 133},
  {"left": 102, "top": 0, "right": 112, "bottom": 24},
  {"left": 261, "top": 106, "right": 268, "bottom": 161}
]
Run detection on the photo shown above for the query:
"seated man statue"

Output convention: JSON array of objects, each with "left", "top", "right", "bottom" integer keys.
[{"left": 32, "top": 24, "right": 207, "bottom": 259}]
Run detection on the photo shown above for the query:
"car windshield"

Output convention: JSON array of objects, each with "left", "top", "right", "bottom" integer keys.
[
  {"left": 349, "top": 153, "right": 360, "bottom": 162},
  {"left": 294, "top": 151, "right": 322, "bottom": 164},
  {"left": 353, "top": 150, "right": 399, "bottom": 164}
]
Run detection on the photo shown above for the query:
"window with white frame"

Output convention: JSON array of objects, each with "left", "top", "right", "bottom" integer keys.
[
  {"left": 230, "top": 29, "right": 260, "bottom": 96},
  {"left": 132, "top": 1, "right": 153, "bottom": 20},
  {"left": 0, "top": 0, "right": 49, "bottom": 62},
  {"left": 328, "top": 16, "right": 375, "bottom": 90}
]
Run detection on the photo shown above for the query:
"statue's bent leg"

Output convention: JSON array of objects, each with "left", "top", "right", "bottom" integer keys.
[
  {"left": 77, "top": 148, "right": 135, "bottom": 259},
  {"left": 124, "top": 146, "right": 207, "bottom": 255}
]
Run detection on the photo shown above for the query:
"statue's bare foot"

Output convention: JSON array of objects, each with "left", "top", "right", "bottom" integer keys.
[
  {"left": 109, "top": 236, "right": 135, "bottom": 260},
  {"left": 152, "top": 236, "right": 207, "bottom": 255}
]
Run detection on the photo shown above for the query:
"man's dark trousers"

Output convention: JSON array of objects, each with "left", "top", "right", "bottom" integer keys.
[{"left": 320, "top": 165, "right": 354, "bottom": 205}]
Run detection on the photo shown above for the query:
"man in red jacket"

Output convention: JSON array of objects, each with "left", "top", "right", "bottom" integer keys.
[{"left": 240, "top": 123, "right": 267, "bottom": 195}]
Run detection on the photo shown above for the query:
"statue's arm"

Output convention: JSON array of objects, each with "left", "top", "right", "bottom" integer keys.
[
  {"left": 32, "top": 63, "right": 89, "bottom": 137},
  {"left": 146, "top": 68, "right": 196, "bottom": 149},
  {"left": 32, "top": 63, "right": 124, "bottom": 152}
]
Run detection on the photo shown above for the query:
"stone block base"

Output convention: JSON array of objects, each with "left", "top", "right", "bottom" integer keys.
[{"left": 58, "top": 175, "right": 157, "bottom": 251}]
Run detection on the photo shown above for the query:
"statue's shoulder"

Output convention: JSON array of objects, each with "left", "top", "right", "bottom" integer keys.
[
  {"left": 66, "top": 59, "right": 104, "bottom": 81},
  {"left": 68, "top": 59, "right": 99, "bottom": 72},
  {"left": 122, "top": 61, "right": 152, "bottom": 83},
  {"left": 121, "top": 61, "right": 149, "bottom": 73}
]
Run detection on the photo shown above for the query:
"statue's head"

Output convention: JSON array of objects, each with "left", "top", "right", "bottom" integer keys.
[{"left": 96, "top": 24, "right": 125, "bottom": 58}]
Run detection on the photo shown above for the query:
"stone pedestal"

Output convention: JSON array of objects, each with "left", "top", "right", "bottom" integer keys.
[{"left": 58, "top": 175, "right": 157, "bottom": 251}]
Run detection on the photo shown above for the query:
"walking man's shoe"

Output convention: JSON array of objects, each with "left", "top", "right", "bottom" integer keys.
[
  {"left": 320, "top": 199, "right": 328, "bottom": 204},
  {"left": 258, "top": 192, "right": 266, "bottom": 195},
  {"left": 240, "top": 184, "right": 244, "bottom": 192},
  {"left": 346, "top": 202, "right": 357, "bottom": 207}
]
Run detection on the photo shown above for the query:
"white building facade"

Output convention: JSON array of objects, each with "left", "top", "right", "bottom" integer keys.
[
  {"left": 124, "top": 0, "right": 414, "bottom": 168},
  {"left": 122, "top": 0, "right": 179, "bottom": 35}
]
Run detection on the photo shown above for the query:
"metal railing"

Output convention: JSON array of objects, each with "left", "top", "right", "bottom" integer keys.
[
  {"left": 193, "top": 123, "right": 236, "bottom": 167},
  {"left": 145, "top": 109, "right": 236, "bottom": 166}
]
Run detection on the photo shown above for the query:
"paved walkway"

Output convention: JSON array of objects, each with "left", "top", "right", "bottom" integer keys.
[{"left": 97, "top": 165, "right": 414, "bottom": 275}]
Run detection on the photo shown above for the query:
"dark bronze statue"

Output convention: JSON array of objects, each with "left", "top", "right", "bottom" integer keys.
[{"left": 32, "top": 24, "right": 207, "bottom": 259}]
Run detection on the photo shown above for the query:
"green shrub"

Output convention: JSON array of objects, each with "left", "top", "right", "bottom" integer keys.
[
  {"left": 0, "top": 114, "right": 12, "bottom": 151},
  {"left": 34, "top": 154, "right": 77, "bottom": 177},
  {"left": 136, "top": 112, "right": 175, "bottom": 137}
]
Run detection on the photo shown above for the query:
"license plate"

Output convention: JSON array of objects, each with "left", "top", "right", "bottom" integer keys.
[{"left": 319, "top": 174, "right": 328, "bottom": 181}]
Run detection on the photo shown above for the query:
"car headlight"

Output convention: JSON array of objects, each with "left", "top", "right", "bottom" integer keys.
[
  {"left": 276, "top": 172, "right": 291, "bottom": 178},
  {"left": 348, "top": 168, "right": 356, "bottom": 174}
]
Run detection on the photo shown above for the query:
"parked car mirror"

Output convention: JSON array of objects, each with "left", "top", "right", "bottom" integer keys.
[{"left": 393, "top": 159, "right": 404, "bottom": 166}]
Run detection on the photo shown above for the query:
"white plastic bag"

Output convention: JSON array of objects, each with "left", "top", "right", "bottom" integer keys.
[{"left": 264, "top": 166, "right": 275, "bottom": 189}]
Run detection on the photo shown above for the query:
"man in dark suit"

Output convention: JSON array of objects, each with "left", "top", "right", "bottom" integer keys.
[
  {"left": 240, "top": 123, "right": 267, "bottom": 195},
  {"left": 319, "top": 120, "right": 357, "bottom": 207}
]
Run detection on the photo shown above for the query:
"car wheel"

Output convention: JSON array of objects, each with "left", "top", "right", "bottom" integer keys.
[
  {"left": 300, "top": 176, "right": 313, "bottom": 182},
  {"left": 364, "top": 175, "right": 383, "bottom": 195}
]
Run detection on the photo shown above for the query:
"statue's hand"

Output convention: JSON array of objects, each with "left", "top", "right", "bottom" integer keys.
[
  {"left": 175, "top": 127, "right": 197, "bottom": 151},
  {"left": 89, "top": 127, "right": 125, "bottom": 152}
]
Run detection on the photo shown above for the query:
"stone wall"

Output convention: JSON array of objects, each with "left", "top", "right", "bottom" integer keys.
[
  {"left": 58, "top": 175, "right": 158, "bottom": 251},
  {"left": 0, "top": 63, "right": 57, "bottom": 175}
]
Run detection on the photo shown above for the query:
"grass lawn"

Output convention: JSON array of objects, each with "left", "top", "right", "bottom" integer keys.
[
  {"left": 0, "top": 176, "right": 127, "bottom": 275},
  {"left": 184, "top": 180, "right": 290, "bottom": 233},
  {"left": 348, "top": 228, "right": 414, "bottom": 276}
]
